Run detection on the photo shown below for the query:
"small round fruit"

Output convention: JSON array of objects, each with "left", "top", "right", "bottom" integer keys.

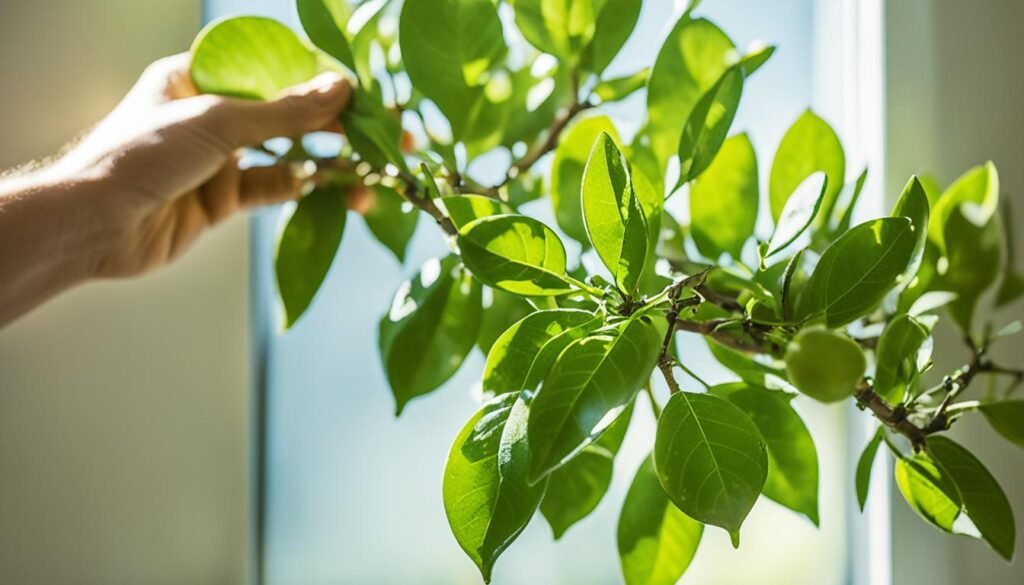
[{"left": 785, "top": 328, "right": 866, "bottom": 403}]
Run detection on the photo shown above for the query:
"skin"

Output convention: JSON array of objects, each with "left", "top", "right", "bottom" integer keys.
[{"left": 0, "top": 53, "right": 353, "bottom": 327}]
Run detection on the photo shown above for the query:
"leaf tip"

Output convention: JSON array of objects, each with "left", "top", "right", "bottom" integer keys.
[{"left": 729, "top": 529, "right": 741, "bottom": 549}]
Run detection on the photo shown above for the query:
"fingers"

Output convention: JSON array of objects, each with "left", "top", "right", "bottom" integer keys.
[
  {"left": 238, "top": 165, "right": 305, "bottom": 209},
  {"left": 207, "top": 73, "right": 353, "bottom": 148}
]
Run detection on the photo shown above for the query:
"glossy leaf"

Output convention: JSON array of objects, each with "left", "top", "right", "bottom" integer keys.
[
  {"left": 594, "top": 68, "right": 650, "bottom": 103},
  {"left": 769, "top": 110, "right": 845, "bottom": 226},
  {"left": 654, "top": 390, "right": 768, "bottom": 544},
  {"left": 856, "top": 427, "right": 885, "bottom": 511},
  {"left": 528, "top": 317, "right": 663, "bottom": 482},
  {"left": 929, "top": 436, "right": 1016, "bottom": 560},
  {"left": 297, "top": 0, "right": 354, "bottom": 70},
  {"left": 582, "top": 133, "right": 649, "bottom": 295},
  {"left": 979, "top": 401, "right": 1024, "bottom": 448},
  {"left": 584, "top": 0, "right": 643, "bottom": 74},
  {"left": 458, "top": 215, "right": 574, "bottom": 296},
  {"left": 713, "top": 384, "right": 820, "bottom": 525},
  {"left": 477, "top": 289, "right": 535, "bottom": 355},
  {"left": 647, "top": 12, "right": 735, "bottom": 169},
  {"left": 706, "top": 338, "right": 784, "bottom": 387},
  {"left": 399, "top": 0, "right": 504, "bottom": 138},
  {"left": 690, "top": 133, "right": 759, "bottom": 259},
  {"left": 482, "top": 309, "right": 600, "bottom": 397},
  {"left": 833, "top": 168, "right": 870, "bottom": 236},
  {"left": 895, "top": 450, "right": 961, "bottom": 533},
  {"left": 618, "top": 456, "right": 703, "bottom": 585},
  {"left": 929, "top": 162, "right": 999, "bottom": 250},
  {"left": 874, "top": 314, "right": 932, "bottom": 403},
  {"left": 551, "top": 116, "right": 620, "bottom": 245},
  {"left": 363, "top": 185, "right": 418, "bottom": 262},
  {"left": 765, "top": 172, "right": 827, "bottom": 258},
  {"left": 937, "top": 206, "right": 1003, "bottom": 332},
  {"left": 677, "top": 67, "right": 744, "bottom": 185},
  {"left": 341, "top": 87, "right": 408, "bottom": 172},
  {"left": 191, "top": 16, "right": 320, "bottom": 100},
  {"left": 891, "top": 176, "right": 931, "bottom": 286},
  {"left": 442, "top": 195, "right": 515, "bottom": 230},
  {"left": 784, "top": 328, "right": 866, "bottom": 403},
  {"left": 443, "top": 395, "right": 547, "bottom": 582},
  {"left": 540, "top": 404, "right": 633, "bottom": 538},
  {"left": 796, "top": 217, "right": 916, "bottom": 327},
  {"left": 379, "top": 256, "right": 483, "bottom": 414},
  {"left": 276, "top": 186, "right": 347, "bottom": 327}
]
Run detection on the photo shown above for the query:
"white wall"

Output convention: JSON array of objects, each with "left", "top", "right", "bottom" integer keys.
[
  {"left": 886, "top": 1, "right": 1024, "bottom": 584},
  {"left": 0, "top": 1, "right": 253, "bottom": 583}
]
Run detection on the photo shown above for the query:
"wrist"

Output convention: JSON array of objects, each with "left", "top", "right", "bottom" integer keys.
[{"left": 0, "top": 165, "right": 117, "bottom": 285}]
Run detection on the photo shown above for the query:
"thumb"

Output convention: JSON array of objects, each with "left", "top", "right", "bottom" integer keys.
[{"left": 215, "top": 72, "right": 352, "bottom": 147}]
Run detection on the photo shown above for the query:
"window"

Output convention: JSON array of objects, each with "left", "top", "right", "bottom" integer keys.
[{"left": 203, "top": 1, "right": 889, "bottom": 583}]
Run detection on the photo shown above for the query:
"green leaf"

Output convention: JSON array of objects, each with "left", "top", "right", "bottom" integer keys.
[
  {"left": 379, "top": 256, "right": 483, "bottom": 414},
  {"left": 647, "top": 12, "right": 735, "bottom": 170},
  {"left": 551, "top": 116, "right": 620, "bottom": 245},
  {"left": 936, "top": 206, "right": 1003, "bottom": 332},
  {"left": 833, "top": 168, "right": 870, "bottom": 236},
  {"left": 528, "top": 316, "right": 663, "bottom": 482},
  {"left": 769, "top": 110, "right": 845, "bottom": 227},
  {"left": 582, "top": 133, "right": 649, "bottom": 296},
  {"left": 341, "top": 87, "right": 408, "bottom": 172},
  {"left": 483, "top": 309, "right": 600, "bottom": 397},
  {"left": 441, "top": 195, "right": 515, "bottom": 230},
  {"left": 349, "top": 0, "right": 391, "bottom": 86},
  {"left": 713, "top": 384, "right": 820, "bottom": 525},
  {"left": 996, "top": 198, "right": 1024, "bottom": 308},
  {"left": 191, "top": 16, "right": 320, "bottom": 100},
  {"left": 928, "top": 436, "right": 1016, "bottom": 560},
  {"left": 477, "top": 289, "right": 535, "bottom": 355},
  {"left": 540, "top": 404, "right": 633, "bottom": 539},
  {"left": 458, "top": 214, "right": 575, "bottom": 296},
  {"left": 275, "top": 186, "right": 347, "bottom": 328},
  {"left": 594, "top": 68, "right": 650, "bottom": 103},
  {"left": 891, "top": 176, "right": 931, "bottom": 285},
  {"left": 363, "top": 185, "right": 418, "bottom": 262},
  {"left": 297, "top": 0, "right": 355, "bottom": 71},
  {"left": 706, "top": 338, "right": 785, "bottom": 387},
  {"left": 796, "top": 217, "right": 917, "bottom": 327},
  {"left": 677, "top": 68, "right": 744, "bottom": 186},
  {"left": 510, "top": 0, "right": 575, "bottom": 58},
  {"left": 690, "top": 133, "right": 759, "bottom": 259},
  {"left": 856, "top": 427, "right": 885, "bottom": 511},
  {"left": 399, "top": 0, "right": 505, "bottom": 139},
  {"left": 654, "top": 390, "right": 768, "bottom": 544},
  {"left": 764, "top": 172, "right": 827, "bottom": 258},
  {"left": 874, "top": 314, "right": 932, "bottom": 403},
  {"left": 929, "top": 162, "right": 999, "bottom": 250},
  {"left": 583, "top": 0, "right": 643, "bottom": 74},
  {"left": 737, "top": 44, "right": 776, "bottom": 75},
  {"left": 895, "top": 450, "right": 962, "bottom": 533},
  {"left": 784, "top": 328, "right": 865, "bottom": 403},
  {"left": 443, "top": 394, "right": 547, "bottom": 582},
  {"left": 980, "top": 401, "right": 1024, "bottom": 449},
  {"left": 618, "top": 456, "right": 703, "bottom": 585}
]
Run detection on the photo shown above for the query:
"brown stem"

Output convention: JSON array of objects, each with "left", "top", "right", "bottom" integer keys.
[
  {"left": 656, "top": 270, "right": 711, "bottom": 396},
  {"left": 509, "top": 100, "right": 594, "bottom": 179}
]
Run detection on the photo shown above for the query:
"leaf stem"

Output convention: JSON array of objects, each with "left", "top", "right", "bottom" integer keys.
[{"left": 643, "top": 383, "right": 662, "bottom": 419}]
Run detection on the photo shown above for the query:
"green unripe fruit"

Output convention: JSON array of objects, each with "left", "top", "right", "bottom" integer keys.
[{"left": 785, "top": 328, "right": 866, "bottom": 403}]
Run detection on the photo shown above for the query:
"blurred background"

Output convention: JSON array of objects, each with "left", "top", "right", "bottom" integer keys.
[{"left": 0, "top": 0, "right": 1022, "bottom": 584}]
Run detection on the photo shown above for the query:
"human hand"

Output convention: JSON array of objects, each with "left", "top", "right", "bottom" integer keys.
[{"left": 54, "top": 52, "right": 352, "bottom": 277}]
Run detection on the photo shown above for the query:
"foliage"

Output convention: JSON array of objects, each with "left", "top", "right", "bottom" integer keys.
[{"left": 190, "top": 0, "right": 1024, "bottom": 581}]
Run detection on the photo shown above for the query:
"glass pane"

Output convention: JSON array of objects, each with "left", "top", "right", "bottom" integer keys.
[{"left": 201, "top": 1, "right": 856, "bottom": 583}]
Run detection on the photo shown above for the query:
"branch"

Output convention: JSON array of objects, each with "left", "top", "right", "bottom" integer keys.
[
  {"left": 507, "top": 100, "right": 594, "bottom": 180},
  {"left": 656, "top": 270, "right": 710, "bottom": 396}
]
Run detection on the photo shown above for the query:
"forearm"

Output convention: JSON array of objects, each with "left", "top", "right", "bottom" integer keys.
[{"left": 0, "top": 168, "right": 112, "bottom": 327}]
